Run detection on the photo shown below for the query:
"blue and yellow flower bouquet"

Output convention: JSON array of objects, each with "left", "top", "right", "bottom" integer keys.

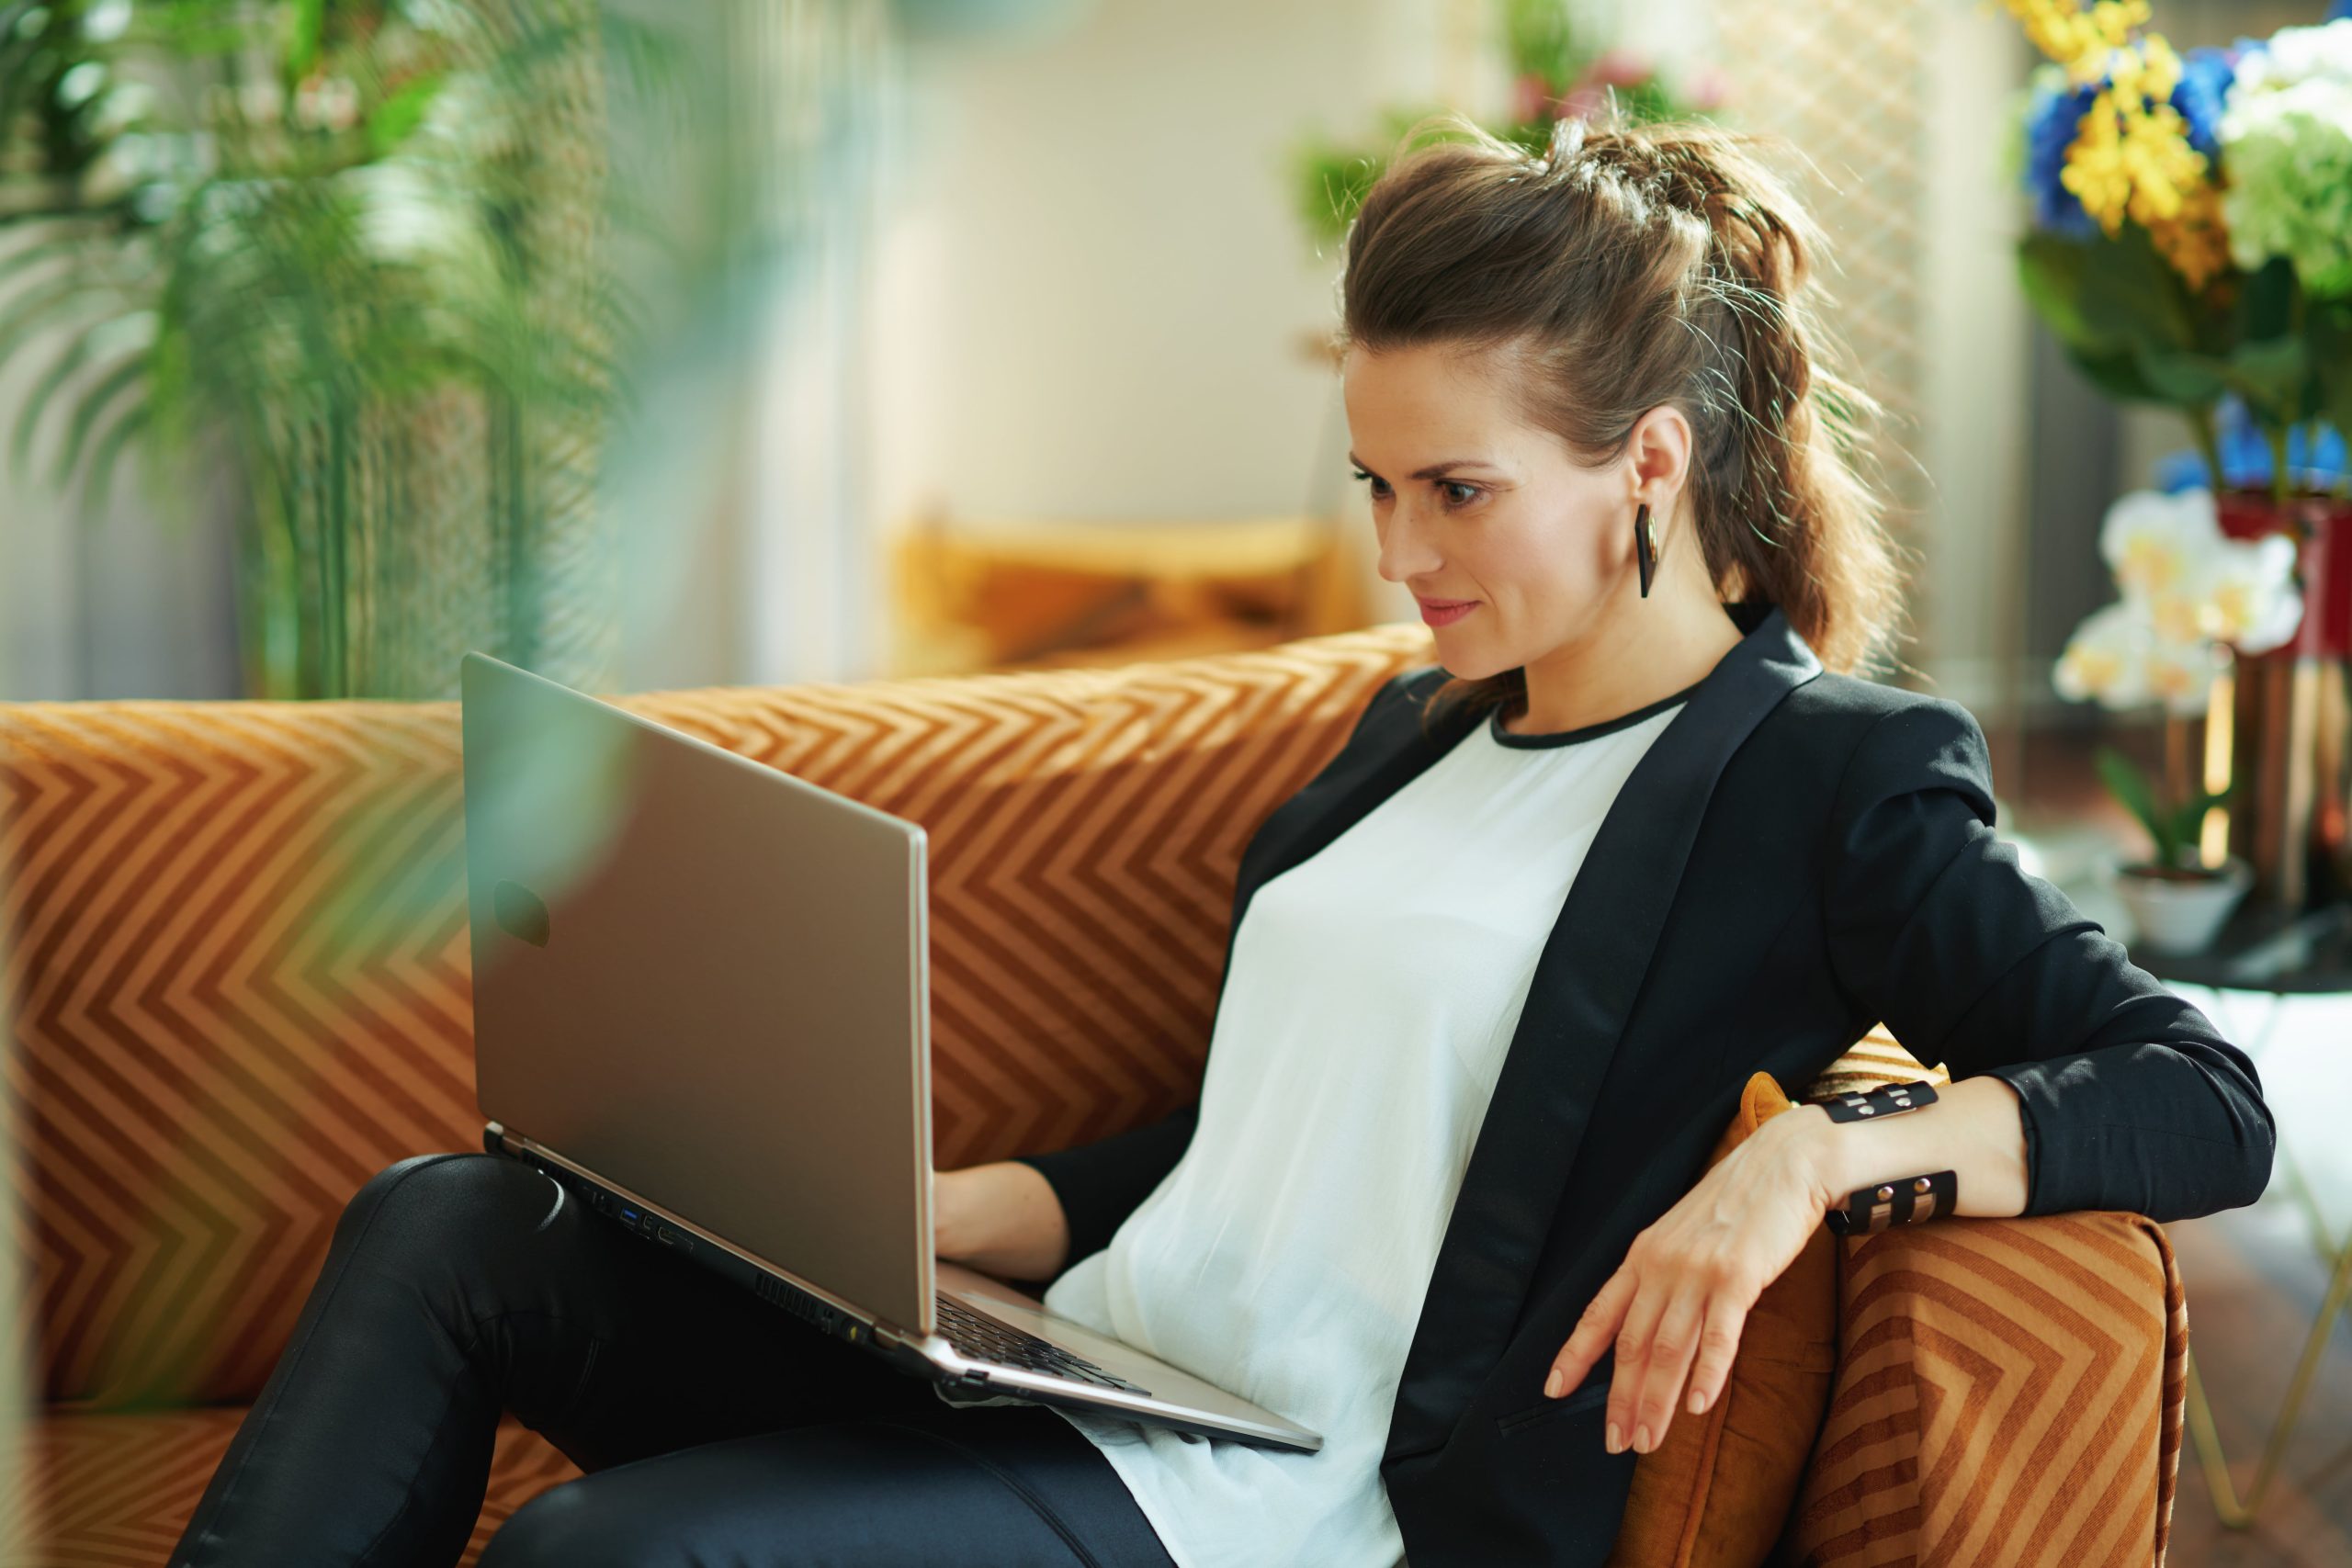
[{"left": 2002, "top": 0, "right": 2352, "bottom": 508}]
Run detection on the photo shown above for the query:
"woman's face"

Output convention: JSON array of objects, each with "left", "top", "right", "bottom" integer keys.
[{"left": 1341, "top": 341, "right": 1687, "bottom": 681}]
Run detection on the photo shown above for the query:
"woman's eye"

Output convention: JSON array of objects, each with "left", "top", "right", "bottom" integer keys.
[
  {"left": 1354, "top": 469, "right": 1476, "bottom": 512},
  {"left": 1351, "top": 469, "right": 1479, "bottom": 509}
]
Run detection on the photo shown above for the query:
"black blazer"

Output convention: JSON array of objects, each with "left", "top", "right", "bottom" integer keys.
[{"left": 1012, "top": 596, "right": 2274, "bottom": 1566}]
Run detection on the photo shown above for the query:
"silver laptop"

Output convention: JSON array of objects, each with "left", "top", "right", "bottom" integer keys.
[{"left": 458, "top": 651, "right": 1320, "bottom": 1452}]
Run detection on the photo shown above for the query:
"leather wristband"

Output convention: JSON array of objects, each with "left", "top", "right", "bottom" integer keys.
[
  {"left": 1819, "top": 1078, "right": 1939, "bottom": 1122},
  {"left": 1826, "top": 1168, "right": 1958, "bottom": 1235}
]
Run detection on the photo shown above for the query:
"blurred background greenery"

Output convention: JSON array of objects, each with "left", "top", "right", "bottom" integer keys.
[
  {"left": 0, "top": 0, "right": 2336, "bottom": 746},
  {"left": 0, "top": 0, "right": 703, "bottom": 696}
]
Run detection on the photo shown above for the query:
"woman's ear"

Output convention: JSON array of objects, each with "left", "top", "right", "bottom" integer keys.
[{"left": 1623, "top": 405, "right": 1694, "bottom": 516}]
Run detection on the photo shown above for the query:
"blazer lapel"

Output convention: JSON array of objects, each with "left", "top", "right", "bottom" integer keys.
[{"left": 1374, "top": 599, "right": 1825, "bottom": 1461}]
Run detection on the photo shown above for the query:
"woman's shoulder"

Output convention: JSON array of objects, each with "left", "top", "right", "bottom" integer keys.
[
  {"left": 1779, "top": 670, "right": 1982, "bottom": 741},
  {"left": 1774, "top": 672, "right": 1995, "bottom": 800}
]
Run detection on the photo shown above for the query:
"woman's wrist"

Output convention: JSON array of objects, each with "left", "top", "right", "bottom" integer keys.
[
  {"left": 1790, "top": 1093, "right": 1941, "bottom": 1214},
  {"left": 1783, "top": 1101, "right": 1847, "bottom": 1213},
  {"left": 1788, "top": 1077, "right": 2025, "bottom": 1224}
]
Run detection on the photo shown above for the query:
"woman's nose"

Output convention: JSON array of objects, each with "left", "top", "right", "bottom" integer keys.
[{"left": 1374, "top": 512, "right": 1440, "bottom": 584}]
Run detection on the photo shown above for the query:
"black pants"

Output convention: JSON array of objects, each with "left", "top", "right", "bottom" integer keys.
[{"left": 169, "top": 1152, "right": 1179, "bottom": 1568}]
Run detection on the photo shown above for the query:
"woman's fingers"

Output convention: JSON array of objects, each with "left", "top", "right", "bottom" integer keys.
[
  {"left": 1555, "top": 1133, "right": 1818, "bottom": 1454},
  {"left": 1682, "top": 1294, "right": 1748, "bottom": 1418},
  {"left": 1628, "top": 1281, "right": 1714, "bottom": 1451},
  {"left": 1549, "top": 1267, "right": 1634, "bottom": 1398},
  {"left": 1606, "top": 1269, "right": 1675, "bottom": 1453}
]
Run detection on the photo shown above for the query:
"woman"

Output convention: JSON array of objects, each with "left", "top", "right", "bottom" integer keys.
[{"left": 170, "top": 110, "right": 2274, "bottom": 1568}]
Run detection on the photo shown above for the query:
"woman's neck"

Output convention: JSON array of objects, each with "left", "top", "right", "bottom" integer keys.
[{"left": 1507, "top": 595, "right": 1747, "bottom": 737}]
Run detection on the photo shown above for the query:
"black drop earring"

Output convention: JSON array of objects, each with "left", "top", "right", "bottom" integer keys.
[{"left": 1634, "top": 502, "right": 1657, "bottom": 598}]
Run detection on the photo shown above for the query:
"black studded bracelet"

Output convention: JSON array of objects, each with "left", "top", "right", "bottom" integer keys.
[
  {"left": 1820, "top": 1079, "right": 1939, "bottom": 1122},
  {"left": 1824, "top": 1168, "right": 1959, "bottom": 1235},
  {"left": 1815, "top": 1079, "right": 1960, "bottom": 1236}
]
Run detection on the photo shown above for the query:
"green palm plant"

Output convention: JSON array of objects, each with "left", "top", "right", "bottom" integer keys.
[{"left": 0, "top": 0, "right": 685, "bottom": 697}]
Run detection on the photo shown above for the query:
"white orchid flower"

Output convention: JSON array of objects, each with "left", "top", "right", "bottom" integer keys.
[
  {"left": 2144, "top": 633, "right": 2231, "bottom": 719},
  {"left": 2143, "top": 584, "right": 2211, "bottom": 644},
  {"left": 2054, "top": 600, "right": 2158, "bottom": 711},
  {"left": 2060, "top": 487, "right": 2308, "bottom": 721},
  {"left": 2099, "top": 487, "right": 2218, "bottom": 602},
  {"left": 2200, "top": 532, "right": 2305, "bottom": 654}
]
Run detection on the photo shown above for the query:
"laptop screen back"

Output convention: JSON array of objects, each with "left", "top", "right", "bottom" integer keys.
[{"left": 459, "top": 652, "right": 933, "bottom": 1333}]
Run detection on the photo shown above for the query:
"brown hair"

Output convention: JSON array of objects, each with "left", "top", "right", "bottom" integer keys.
[{"left": 1334, "top": 106, "right": 1917, "bottom": 735}]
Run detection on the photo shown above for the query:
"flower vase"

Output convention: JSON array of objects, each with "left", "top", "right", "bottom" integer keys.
[{"left": 2215, "top": 488, "right": 2352, "bottom": 912}]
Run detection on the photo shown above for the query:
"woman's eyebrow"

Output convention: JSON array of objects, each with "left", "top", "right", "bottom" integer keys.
[{"left": 1347, "top": 454, "right": 1502, "bottom": 479}]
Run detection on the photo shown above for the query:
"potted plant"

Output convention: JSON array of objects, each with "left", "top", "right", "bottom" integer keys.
[
  {"left": 2054, "top": 487, "right": 2304, "bottom": 953},
  {"left": 1284, "top": 0, "right": 1732, "bottom": 254},
  {"left": 2000, "top": 0, "right": 2352, "bottom": 908}
]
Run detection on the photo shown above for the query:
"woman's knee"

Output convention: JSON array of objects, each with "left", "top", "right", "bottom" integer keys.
[
  {"left": 334, "top": 1151, "right": 560, "bottom": 1276},
  {"left": 478, "top": 1480, "right": 649, "bottom": 1568}
]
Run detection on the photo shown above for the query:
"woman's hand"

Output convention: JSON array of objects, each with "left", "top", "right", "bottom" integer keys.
[
  {"left": 1542, "top": 1104, "right": 1834, "bottom": 1456},
  {"left": 932, "top": 1161, "right": 1072, "bottom": 1283}
]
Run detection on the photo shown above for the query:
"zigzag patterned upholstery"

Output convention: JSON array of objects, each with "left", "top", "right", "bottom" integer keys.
[
  {"left": 0, "top": 625, "right": 2185, "bottom": 1565},
  {"left": 1787, "top": 1206, "right": 2187, "bottom": 1567},
  {"left": 1782, "top": 1036, "right": 2188, "bottom": 1568}
]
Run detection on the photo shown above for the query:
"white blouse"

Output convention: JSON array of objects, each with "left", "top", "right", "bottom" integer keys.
[{"left": 942, "top": 682, "right": 1696, "bottom": 1567}]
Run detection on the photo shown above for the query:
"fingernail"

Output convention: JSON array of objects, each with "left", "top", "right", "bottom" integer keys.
[
  {"left": 1606, "top": 1421, "right": 1623, "bottom": 1453},
  {"left": 1544, "top": 1369, "right": 1564, "bottom": 1398},
  {"left": 1634, "top": 1424, "right": 1652, "bottom": 1454},
  {"left": 1689, "top": 1388, "right": 1707, "bottom": 1415}
]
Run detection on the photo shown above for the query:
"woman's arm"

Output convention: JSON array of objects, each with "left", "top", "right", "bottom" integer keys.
[
  {"left": 1541, "top": 1058, "right": 2041, "bottom": 1460},
  {"left": 927, "top": 1102, "right": 1205, "bottom": 1289},
  {"left": 1788, "top": 1075, "right": 2030, "bottom": 1218},
  {"left": 1543, "top": 1072, "right": 2040, "bottom": 1461},
  {"left": 1547, "top": 693, "right": 2278, "bottom": 1461},
  {"left": 933, "top": 1160, "right": 1073, "bottom": 1282},
  {"left": 1820, "top": 696, "right": 2276, "bottom": 1223},
  {"left": 1001, "top": 1101, "right": 1200, "bottom": 1278}
]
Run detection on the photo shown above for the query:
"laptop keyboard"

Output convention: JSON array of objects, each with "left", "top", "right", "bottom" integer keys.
[{"left": 934, "top": 1293, "right": 1152, "bottom": 1397}]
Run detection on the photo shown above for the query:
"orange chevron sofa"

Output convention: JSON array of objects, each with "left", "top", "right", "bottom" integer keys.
[{"left": 2, "top": 623, "right": 2188, "bottom": 1566}]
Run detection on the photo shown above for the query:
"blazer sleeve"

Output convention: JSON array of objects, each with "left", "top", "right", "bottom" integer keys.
[
  {"left": 1010, "top": 1102, "right": 1201, "bottom": 1280},
  {"left": 1820, "top": 694, "right": 2276, "bottom": 1223},
  {"left": 1007, "top": 663, "right": 1435, "bottom": 1277}
]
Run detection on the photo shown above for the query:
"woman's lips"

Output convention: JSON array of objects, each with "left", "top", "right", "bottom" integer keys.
[{"left": 1419, "top": 598, "right": 1478, "bottom": 627}]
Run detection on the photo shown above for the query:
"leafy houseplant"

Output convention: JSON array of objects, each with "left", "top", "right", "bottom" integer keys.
[
  {"left": 2001, "top": 0, "right": 2352, "bottom": 909},
  {"left": 0, "top": 0, "right": 676, "bottom": 698},
  {"left": 2092, "top": 745, "right": 2228, "bottom": 879},
  {"left": 1285, "top": 0, "right": 1731, "bottom": 254},
  {"left": 2054, "top": 487, "right": 2304, "bottom": 950}
]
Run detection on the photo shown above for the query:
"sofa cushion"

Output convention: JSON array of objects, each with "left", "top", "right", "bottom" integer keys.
[{"left": 15, "top": 1409, "right": 580, "bottom": 1567}]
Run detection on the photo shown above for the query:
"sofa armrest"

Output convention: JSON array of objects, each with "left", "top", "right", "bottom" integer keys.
[
  {"left": 1780, "top": 1209, "right": 2185, "bottom": 1566},
  {"left": 1784, "top": 1022, "right": 2186, "bottom": 1564}
]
